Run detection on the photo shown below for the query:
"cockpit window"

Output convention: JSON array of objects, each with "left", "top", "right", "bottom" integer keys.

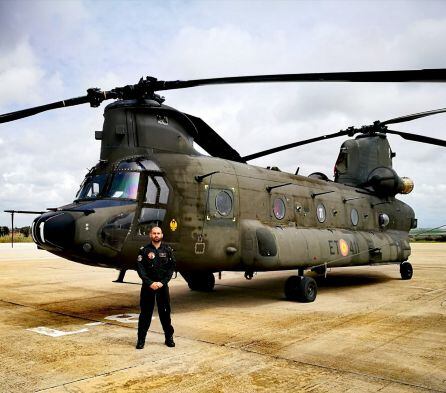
[
  {"left": 145, "top": 177, "right": 157, "bottom": 204},
  {"left": 154, "top": 176, "right": 169, "bottom": 204},
  {"left": 116, "top": 159, "right": 161, "bottom": 172},
  {"left": 76, "top": 174, "right": 108, "bottom": 200},
  {"left": 117, "top": 161, "right": 143, "bottom": 171},
  {"left": 140, "top": 160, "right": 160, "bottom": 171},
  {"left": 106, "top": 172, "right": 140, "bottom": 199},
  {"left": 76, "top": 159, "right": 162, "bottom": 202}
]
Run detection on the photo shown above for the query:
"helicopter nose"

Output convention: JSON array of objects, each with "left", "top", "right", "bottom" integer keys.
[{"left": 33, "top": 212, "right": 75, "bottom": 249}]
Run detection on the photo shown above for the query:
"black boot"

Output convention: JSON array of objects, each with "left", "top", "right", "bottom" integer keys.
[
  {"left": 165, "top": 335, "right": 175, "bottom": 347},
  {"left": 136, "top": 337, "right": 145, "bottom": 349}
]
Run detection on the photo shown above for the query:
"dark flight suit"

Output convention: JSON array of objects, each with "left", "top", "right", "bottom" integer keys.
[{"left": 136, "top": 242, "right": 176, "bottom": 341}]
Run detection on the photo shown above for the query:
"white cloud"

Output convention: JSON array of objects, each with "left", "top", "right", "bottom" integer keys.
[
  {"left": 1, "top": 0, "right": 446, "bottom": 228},
  {"left": 0, "top": 40, "right": 44, "bottom": 106}
]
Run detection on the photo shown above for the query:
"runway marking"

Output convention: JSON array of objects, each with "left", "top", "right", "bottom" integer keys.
[
  {"left": 104, "top": 313, "right": 140, "bottom": 323},
  {"left": 25, "top": 314, "right": 152, "bottom": 338},
  {"left": 84, "top": 322, "right": 105, "bottom": 326},
  {"left": 27, "top": 326, "right": 89, "bottom": 337}
]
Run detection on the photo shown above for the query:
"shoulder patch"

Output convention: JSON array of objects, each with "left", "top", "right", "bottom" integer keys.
[
  {"left": 137, "top": 255, "right": 143, "bottom": 262},
  {"left": 139, "top": 246, "right": 144, "bottom": 250}
]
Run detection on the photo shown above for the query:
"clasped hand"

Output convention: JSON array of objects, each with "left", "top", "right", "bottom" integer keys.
[{"left": 149, "top": 282, "right": 163, "bottom": 290}]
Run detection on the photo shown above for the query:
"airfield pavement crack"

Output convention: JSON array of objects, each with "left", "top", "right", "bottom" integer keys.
[{"left": 34, "top": 352, "right": 190, "bottom": 392}]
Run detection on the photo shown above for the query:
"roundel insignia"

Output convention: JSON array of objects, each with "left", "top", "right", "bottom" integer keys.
[
  {"left": 148, "top": 252, "right": 155, "bottom": 260},
  {"left": 170, "top": 218, "right": 178, "bottom": 232},
  {"left": 339, "top": 239, "right": 349, "bottom": 257},
  {"left": 137, "top": 255, "right": 142, "bottom": 262}
]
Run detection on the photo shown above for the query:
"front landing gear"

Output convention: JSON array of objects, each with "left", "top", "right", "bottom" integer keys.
[
  {"left": 400, "top": 262, "right": 413, "bottom": 280},
  {"left": 181, "top": 272, "right": 215, "bottom": 291},
  {"left": 284, "top": 275, "right": 317, "bottom": 302},
  {"left": 113, "top": 269, "right": 127, "bottom": 283}
]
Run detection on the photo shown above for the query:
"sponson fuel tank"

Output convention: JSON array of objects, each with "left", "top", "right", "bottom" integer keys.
[{"left": 241, "top": 219, "right": 411, "bottom": 270}]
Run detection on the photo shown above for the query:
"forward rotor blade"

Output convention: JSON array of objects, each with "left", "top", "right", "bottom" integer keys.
[
  {"left": 385, "top": 129, "right": 446, "bottom": 147},
  {"left": 158, "top": 69, "right": 446, "bottom": 91},
  {"left": 182, "top": 114, "right": 245, "bottom": 162},
  {"left": 0, "top": 89, "right": 117, "bottom": 124},
  {"left": 383, "top": 107, "right": 446, "bottom": 126},
  {"left": 0, "top": 96, "right": 89, "bottom": 124},
  {"left": 242, "top": 130, "right": 352, "bottom": 161}
]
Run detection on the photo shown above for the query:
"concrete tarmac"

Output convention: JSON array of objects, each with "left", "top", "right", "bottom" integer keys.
[{"left": 0, "top": 243, "right": 445, "bottom": 392}]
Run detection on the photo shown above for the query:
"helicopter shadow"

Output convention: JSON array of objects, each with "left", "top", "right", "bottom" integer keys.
[
  {"left": 314, "top": 270, "right": 399, "bottom": 289},
  {"left": 170, "top": 270, "right": 399, "bottom": 314}
]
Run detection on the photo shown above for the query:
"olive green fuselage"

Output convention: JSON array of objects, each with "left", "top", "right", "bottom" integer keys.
[
  {"left": 36, "top": 151, "right": 413, "bottom": 274},
  {"left": 32, "top": 100, "right": 414, "bottom": 274}
]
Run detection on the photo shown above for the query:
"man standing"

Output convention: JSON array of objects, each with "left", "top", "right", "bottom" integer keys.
[{"left": 136, "top": 226, "right": 175, "bottom": 349}]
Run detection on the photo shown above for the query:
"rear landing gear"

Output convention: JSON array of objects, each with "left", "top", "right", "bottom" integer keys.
[
  {"left": 400, "top": 262, "right": 413, "bottom": 280},
  {"left": 284, "top": 275, "right": 317, "bottom": 302},
  {"left": 181, "top": 272, "right": 215, "bottom": 291}
]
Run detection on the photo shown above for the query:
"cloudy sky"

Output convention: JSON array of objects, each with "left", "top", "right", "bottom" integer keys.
[{"left": 0, "top": 0, "right": 445, "bottom": 228}]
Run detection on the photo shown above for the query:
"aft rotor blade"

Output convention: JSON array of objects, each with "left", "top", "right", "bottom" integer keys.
[
  {"left": 382, "top": 107, "right": 446, "bottom": 126},
  {"left": 242, "top": 130, "right": 352, "bottom": 161},
  {"left": 386, "top": 129, "right": 446, "bottom": 147},
  {"left": 182, "top": 113, "right": 246, "bottom": 162},
  {"left": 158, "top": 69, "right": 446, "bottom": 91}
]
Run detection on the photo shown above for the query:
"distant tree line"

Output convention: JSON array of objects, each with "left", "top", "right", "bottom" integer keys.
[
  {"left": 0, "top": 226, "right": 31, "bottom": 237},
  {"left": 409, "top": 234, "right": 446, "bottom": 242}
]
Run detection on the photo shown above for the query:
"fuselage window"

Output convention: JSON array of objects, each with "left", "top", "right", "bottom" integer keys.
[
  {"left": 273, "top": 198, "right": 286, "bottom": 220},
  {"left": 145, "top": 177, "right": 157, "bottom": 204},
  {"left": 107, "top": 172, "right": 140, "bottom": 199},
  {"left": 154, "top": 176, "right": 169, "bottom": 204},
  {"left": 351, "top": 208, "right": 359, "bottom": 226},
  {"left": 379, "top": 213, "right": 390, "bottom": 228},
  {"left": 316, "top": 203, "right": 326, "bottom": 223},
  {"left": 215, "top": 190, "right": 233, "bottom": 216}
]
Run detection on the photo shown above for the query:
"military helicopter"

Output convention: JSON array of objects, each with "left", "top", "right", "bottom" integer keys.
[{"left": 2, "top": 69, "right": 446, "bottom": 302}]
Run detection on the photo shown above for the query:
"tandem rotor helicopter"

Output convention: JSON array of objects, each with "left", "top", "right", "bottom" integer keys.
[{"left": 2, "top": 69, "right": 446, "bottom": 302}]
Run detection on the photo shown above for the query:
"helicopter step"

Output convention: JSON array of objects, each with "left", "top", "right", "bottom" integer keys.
[{"left": 180, "top": 271, "right": 215, "bottom": 292}]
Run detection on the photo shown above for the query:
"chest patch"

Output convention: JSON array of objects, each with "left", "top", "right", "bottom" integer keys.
[
  {"left": 148, "top": 252, "right": 156, "bottom": 260},
  {"left": 159, "top": 252, "right": 167, "bottom": 258}
]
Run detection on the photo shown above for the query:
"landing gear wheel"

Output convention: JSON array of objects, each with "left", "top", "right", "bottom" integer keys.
[
  {"left": 284, "top": 276, "right": 317, "bottom": 302},
  {"left": 181, "top": 272, "right": 215, "bottom": 291},
  {"left": 400, "top": 262, "right": 413, "bottom": 280}
]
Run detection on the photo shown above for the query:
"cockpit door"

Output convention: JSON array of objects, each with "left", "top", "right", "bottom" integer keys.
[{"left": 132, "top": 172, "right": 171, "bottom": 239}]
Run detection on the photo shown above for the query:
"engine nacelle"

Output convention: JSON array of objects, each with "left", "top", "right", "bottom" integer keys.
[{"left": 367, "top": 167, "right": 414, "bottom": 196}]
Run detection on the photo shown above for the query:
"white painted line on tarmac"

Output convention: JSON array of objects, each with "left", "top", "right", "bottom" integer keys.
[
  {"left": 26, "top": 314, "right": 154, "bottom": 338},
  {"left": 27, "top": 327, "right": 89, "bottom": 337},
  {"left": 104, "top": 313, "right": 146, "bottom": 323}
]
